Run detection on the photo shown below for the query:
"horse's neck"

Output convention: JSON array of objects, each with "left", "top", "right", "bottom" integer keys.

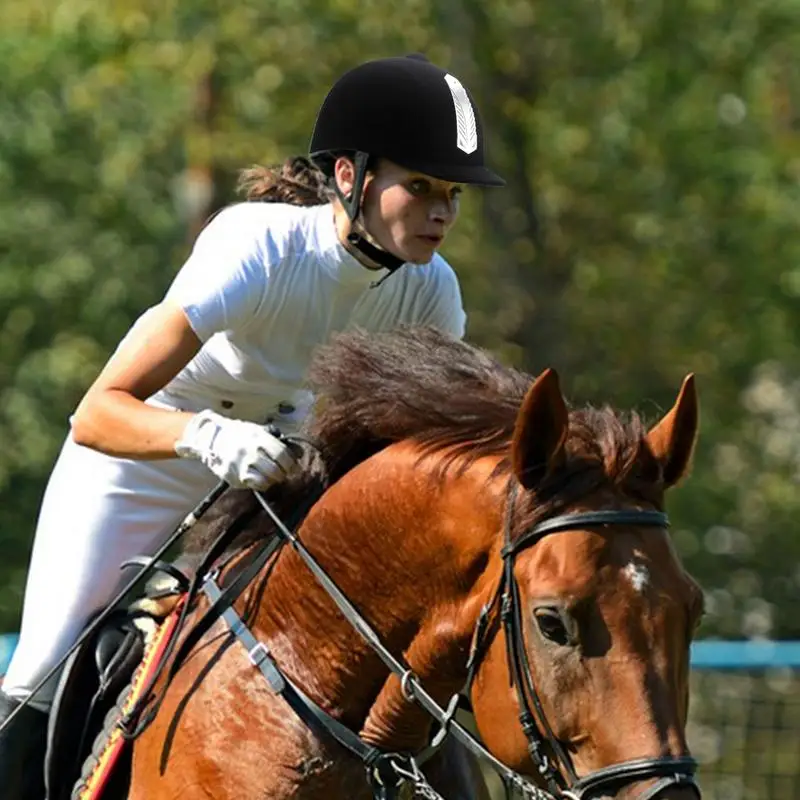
[{"left": 252, "top": 445, "right": 505, "bottom": 750}]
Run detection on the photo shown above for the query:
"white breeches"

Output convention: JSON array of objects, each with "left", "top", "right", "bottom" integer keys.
[{"left": 2, "top": 435, "right": 218, "bottom": 712}]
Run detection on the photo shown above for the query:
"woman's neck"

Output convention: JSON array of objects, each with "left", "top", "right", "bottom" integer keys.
[{"left": 331, "top": 204, "right": 387, "bottom": 272}]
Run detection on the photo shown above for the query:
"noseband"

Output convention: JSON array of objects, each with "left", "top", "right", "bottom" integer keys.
[{"left": 472, "top": 482, "right": 700, "bottom": 800}]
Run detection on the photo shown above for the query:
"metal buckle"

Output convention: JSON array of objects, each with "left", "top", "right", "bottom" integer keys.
[
  {"left": 400, "top": 669, "right": 417, "bottom": 702},
  {"left": 248, "top": 641, "right": 270, "bottom": 667}
]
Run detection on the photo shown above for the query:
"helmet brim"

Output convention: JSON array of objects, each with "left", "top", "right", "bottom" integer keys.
[
  {"left": 401, "top": 160, "right": 506, "bottom": 187},
  {"left": 309, "top": 150, "right": 506, "bottom": 188}
]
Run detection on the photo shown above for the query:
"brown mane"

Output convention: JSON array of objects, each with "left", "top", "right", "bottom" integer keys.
[{"left": 184, "top": 326, "right": 663, "bottom": 556}]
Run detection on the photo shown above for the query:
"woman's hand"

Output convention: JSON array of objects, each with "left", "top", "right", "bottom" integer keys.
[{"left": 175, "top": 410, "right": 300, "bottom": 489}]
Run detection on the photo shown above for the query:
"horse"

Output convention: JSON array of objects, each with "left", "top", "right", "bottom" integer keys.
[{"left": 125, "top": 326, "right": 704, "bottom": 800}]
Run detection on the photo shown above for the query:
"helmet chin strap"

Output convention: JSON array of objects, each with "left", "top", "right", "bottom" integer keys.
[{"left": 335, "top": 151, "right": 406, "bottom": 276}]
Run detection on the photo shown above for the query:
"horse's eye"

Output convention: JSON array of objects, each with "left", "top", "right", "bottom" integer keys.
[{"left": 534, "top": 607, "right": 573, "bottom": 646}]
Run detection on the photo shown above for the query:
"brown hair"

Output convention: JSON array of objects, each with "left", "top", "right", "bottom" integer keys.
[{"left": 237, "top": 156, "right": 332, "bottom": 206}]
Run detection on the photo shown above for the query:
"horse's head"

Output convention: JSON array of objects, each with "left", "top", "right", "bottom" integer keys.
[{"left": 471, "top": 370, "right": 703, "bottom": 800}]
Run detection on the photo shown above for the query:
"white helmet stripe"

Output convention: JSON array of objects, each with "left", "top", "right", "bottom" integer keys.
[{"left": 444, "top": 74, "right": 478, "bottom": 155}]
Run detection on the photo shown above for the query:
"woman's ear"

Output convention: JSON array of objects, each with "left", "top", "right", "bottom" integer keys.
[{"left": 333, "top": 156, "right": 356, "bottom": 197}]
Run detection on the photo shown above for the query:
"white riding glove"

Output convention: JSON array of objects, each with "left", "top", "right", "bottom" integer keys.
[{"left": 175, "top": 409, "right": 300, "bottom": 490}]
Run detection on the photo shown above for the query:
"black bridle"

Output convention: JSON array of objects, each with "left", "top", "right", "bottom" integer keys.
[
  {"left": 469, "top": 481, "right": 700, "bottom": 800},
  {"left": 125, "top": 478, "right": 701, "bottom": 800}
]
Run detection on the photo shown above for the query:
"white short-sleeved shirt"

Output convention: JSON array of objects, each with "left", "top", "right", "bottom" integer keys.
[{"left": 147, "top": 201, "right": 466, "bottom": 430}]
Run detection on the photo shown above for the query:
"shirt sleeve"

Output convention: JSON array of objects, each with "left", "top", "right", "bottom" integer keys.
[
  {"left": 165, "top": 204, "right": 268, "bottom": 342},
  {"left": 417, "top": 257, "right": 467, "bottom": 339}
]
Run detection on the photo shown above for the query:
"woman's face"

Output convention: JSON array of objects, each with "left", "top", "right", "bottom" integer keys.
[{"left": 335, "top": 158, "right": 462, "bottom": 265}]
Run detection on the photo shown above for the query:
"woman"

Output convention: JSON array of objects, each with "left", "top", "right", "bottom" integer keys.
[{"left": 0, "top": 53, "right": 504, "bottom": 798}]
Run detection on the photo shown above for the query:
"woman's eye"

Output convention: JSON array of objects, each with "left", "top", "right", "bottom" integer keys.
[
  {"left": 450, "top": 187, "right": 463, "bottom": 200},
  {"left": 408, "top": 180, "right": 430, "bottom": 195}
]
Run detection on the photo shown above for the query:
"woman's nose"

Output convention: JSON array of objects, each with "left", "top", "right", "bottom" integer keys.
[{"left": 429, "top": 198, "right": 455, "bottom": 223}]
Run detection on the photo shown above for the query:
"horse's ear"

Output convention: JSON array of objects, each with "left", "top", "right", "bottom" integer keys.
[
  {"left": 645, "top": 374, "right": 699, "bottom": 488},
  {"left": 511, "top": 368, "right": 569, "bottom": 490}
]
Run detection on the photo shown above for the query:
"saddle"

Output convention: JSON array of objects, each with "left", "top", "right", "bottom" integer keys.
[{"left": 45, "top": 567, "right": 189, "bottom": 800}]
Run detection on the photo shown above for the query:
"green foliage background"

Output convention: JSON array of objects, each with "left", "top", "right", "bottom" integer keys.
[{"left": 1, "top": 0, "right": 799, "bottom": 650}]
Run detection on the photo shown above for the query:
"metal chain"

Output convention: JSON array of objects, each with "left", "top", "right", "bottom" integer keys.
[
  {"left": 411, "top": 782, "right": 447, "bottom": 800},
  {"left": 505, "top": 774, "right": 558, "bottom": 800},
  {"left": 389, "top": 758, "right": 446, "bottom": 800},
  {"left": 389, "top": 756, "right": 556, "bottom": 800}
]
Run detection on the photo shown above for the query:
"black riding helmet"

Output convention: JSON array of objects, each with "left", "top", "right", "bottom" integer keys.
[{"left": 309, "top": 54, "right": 504, "bottom": 272}]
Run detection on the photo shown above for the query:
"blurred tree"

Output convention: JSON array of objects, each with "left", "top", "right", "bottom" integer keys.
[
  {"left": 517, "top": 0, "right": 800, "bottom": 638},
  {"left": 0, "top": 6, "right": 193, "bottom": 623},
  {"left": 0, "top": 0, "right": 799, "bottom": 643}
]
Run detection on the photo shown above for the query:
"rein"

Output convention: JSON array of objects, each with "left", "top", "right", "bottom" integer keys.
[
  {"left": 247, "top": 491, "right": 550, "bottom": 799},
  {"left": 126, "top": 478, "right": 700, "bottom": 800}
]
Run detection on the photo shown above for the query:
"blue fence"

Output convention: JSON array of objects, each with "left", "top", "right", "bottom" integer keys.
[
  {"left": 688, "top": 641, "right": 800, "bottom": 800},
  {"left": 0, "top": 633, "right": 17, "bottom": 673},
  {"left": 3, "top": 633, "right": 799, "bottom": 673},
  {"left": 690, "top": 640, "right": 800, "bottom": 669}
]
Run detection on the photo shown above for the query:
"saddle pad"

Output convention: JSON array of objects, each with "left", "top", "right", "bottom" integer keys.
[{"left": 73, "top": 598, "right": 186, "bottom": 800}]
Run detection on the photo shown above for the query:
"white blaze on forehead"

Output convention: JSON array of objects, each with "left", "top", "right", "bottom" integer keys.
[{"left": 623, "top": 561, "right": 650, "bottom": 593}]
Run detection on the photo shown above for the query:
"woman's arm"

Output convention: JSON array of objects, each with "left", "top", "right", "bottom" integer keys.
[
  {"left": 70, "top": 299, "right": 201, "bottom": 459},
  {"left": 71, "top": 204, "right": 269, "bottom": 460}
]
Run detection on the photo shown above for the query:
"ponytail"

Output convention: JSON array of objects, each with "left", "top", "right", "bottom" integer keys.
[{"left": 237, "top": 156, "right": 331, "bottom": 206}]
